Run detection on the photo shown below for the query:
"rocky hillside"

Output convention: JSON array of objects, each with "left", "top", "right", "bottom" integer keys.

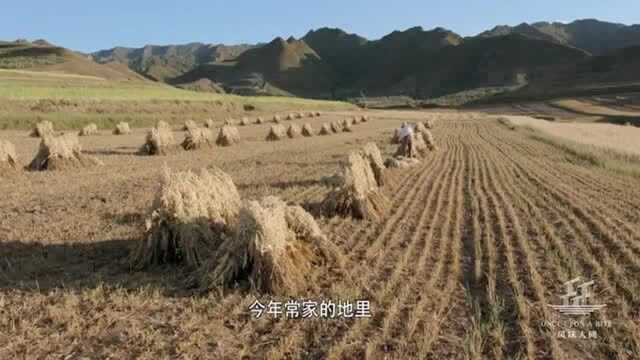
[{"left": 88, "top": 18, "right": 640, "bottom": 100}]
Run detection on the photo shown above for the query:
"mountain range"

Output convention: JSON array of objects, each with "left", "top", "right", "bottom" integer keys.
[{"left": 6, "top": 18, "right": 640, "bottom": 101}]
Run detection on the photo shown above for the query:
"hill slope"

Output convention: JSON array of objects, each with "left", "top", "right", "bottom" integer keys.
[
  {"left": 478, "top": 19, "right": 640, "bottom": 55},
  {"left": 0, "top": 40, "right": 146, "bottom": 81},
  {"left": 92, "top": 43, "right": 254, "bottom": 81},
  {"left": 170, "top": 37, "right": 335, "bottom": 97}
]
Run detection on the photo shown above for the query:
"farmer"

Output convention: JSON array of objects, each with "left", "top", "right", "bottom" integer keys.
[{"left": 398, "top": 122, "right": 414, "bottom": 158}]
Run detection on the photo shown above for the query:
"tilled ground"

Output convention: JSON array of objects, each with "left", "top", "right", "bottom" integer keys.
[{"left": 1, "top": 111, "right": 639, "bottom": 359}]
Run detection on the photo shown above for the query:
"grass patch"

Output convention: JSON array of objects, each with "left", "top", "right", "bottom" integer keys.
[{"left": 0, "top": 70, "right": 354, "bottom": 130}]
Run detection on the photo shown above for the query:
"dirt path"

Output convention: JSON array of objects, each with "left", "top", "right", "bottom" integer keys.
[{"left": 1, "top": 113, "right": 639, "bottom": 359}]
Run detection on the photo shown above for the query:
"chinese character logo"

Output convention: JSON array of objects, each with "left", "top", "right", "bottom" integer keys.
[{"left": 548, "top": 278, "right": 606, "bottom": 316}]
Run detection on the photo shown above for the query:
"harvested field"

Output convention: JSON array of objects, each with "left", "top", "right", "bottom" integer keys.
[{"left": 1, "top": 110, "right": 640, "bottom": 359}]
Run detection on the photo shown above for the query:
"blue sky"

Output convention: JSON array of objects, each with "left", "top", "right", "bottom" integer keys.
[{"left": 1, "top": 0, "right": 638, "bottom": 52}]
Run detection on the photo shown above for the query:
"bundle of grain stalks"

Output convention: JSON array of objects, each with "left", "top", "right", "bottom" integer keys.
[
  {"left": 30, "top": 121, "right": 54, "bottom": 138},
  {"left": 114, "top": 122, "right": 131, "bottom": 135},
  {"left": 322, "top": 151, "right": 389, "bottom": 221},
  {"left": 266, "top": 124, "right": 286, "bottom": 141},
  {"left": 286, "top": 113, "right": 294, "bottom": 121},
  {"left": 385, "top": 156, "right": 420, "bottom": 168},
  {"left": 342, "top": 119, "right": 352, "bottom": 128},
  {"left": 424, "top": 119, "right": 434, "bottom": 129},
  {"left": 0, "top": 140, "right": 18, "bottom": 171},
  {"left": 315, "top": 111, "right": 321, "bottom": 117},
  {"left": 330, "top": 122, "right": 342, "bottom": 133},
  {"left": 295, "top": 112, "right": 303, "bottom": 119},
  {"left": 411, "top": 132, "right": 428, "bottom": 155},
  {"left": 28, "top": 133, "right": 102, "bottom": 171},
  {"left": 414, "top": 122, "right": 428, "bottom": 134},
  {"left": 287, "top": 124, "right": 301, "bottom": 138},
  {"left": 224, "top": 119, "right": 236, "bottom": 126},
  {"left": 204, "top": 119, "right": 216, "bottom": 128},
  {"left": 256, "top": 117, "right": 264, "bottom": 124},
  {"left": 157, "top": 120, "right": 171, "bottom": 130},
  {"left": 240, "top": 117, "right": 250, "bottom": 126},
  {"left": 79, "top": 123, "right": 98, "bottom": 136},
  {"left": 302, "top": 124, "right": 314, "bottom": 137},
  {"left": 319, "top": 123, "right": 332, "bottom": 135},
  {"left": 362, "top": 142, "right": 386, "bottom": 187},
  {"left": 183, "top": 120, "right": 198, "bottom": 131},
  {"left": 141, "top": 126, "right": 177, "bottom": 155},
  {"left": 216, "top": 126, "right": 240, "bottom": 146},
  {"left": 182, "top": 127, "right": 214, "bottom": 150},
  {"left": 307, "top": 112, "right": 315, "bottom": 118},
  {"left": 361, "top": 115, "right": 369, "bottom": 122},
  {"left": 342, "top": 122, "right": 353, "bottom": 132},
  {"left": 196, "top": 196, "right": 342, "bottom": 294},
  {"left": 391, "top": 128, "right": 401, "bottom": 144},
  {"left": 272, "top": 115, "right": 280, "bottom": 124},
  {"left": 422, "top": 129, "right": 436, "bottom": 151},
  {"left": 130, "top": 166, "right": 242, "bottom": 269}
]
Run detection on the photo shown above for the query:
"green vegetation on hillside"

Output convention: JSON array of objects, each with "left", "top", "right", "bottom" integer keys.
[{"left": 0, "top": 69, "right": 354, "bottom": 130}]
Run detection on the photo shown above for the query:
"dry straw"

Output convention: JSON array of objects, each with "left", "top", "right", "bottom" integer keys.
[
  {"left": 240, "top": 117, "right": 250, "bottom": 126},
  {"left": 114, "top": 122, "right": 131, "bottom": 135},
  {"left": 130, "top": 166, "right": 242, "bottom": 269},
  {"left": 256, "top": 116, "right": 264, "bottom": 124},
  {"left": 216, "top": 126, "right": 240, "bottom": 146},
  {"left": 391, "top": 128, "right": 401, "bottom": 144},
  {"left": 342, "top": 122, "right": 353, "bottom": 132},
  {"left": 424, "top": 119, "right": 434, "bottom": 129},
  {"left": 385, "top": 156, "right": 421, "bottom": 168},
  {"left": 224, "top": 119, "right": 236, "bottom": 126},
  {"left": 30, "top": 120, "right": 54, "bottom": 138},
  {"left": 79, "top": 123, "right": 98, "bottom": 136},
  {"left": 204, "top": 118, "right": 216, "bottom": 128},
  {"left": 361, "top": 115, "right": 369, "bottom": 122},
  {"left": 156, "top": 120, "right": 171, "bottom": 130},
  {"left": 362, "top": 142, "right": 386, "bottom": 187},
  {"left": 302, "top": 123, "right": 314, "bottom": 137},
  {"left": 315, "top": 111, "right": 321, "bottom": 117},
  {"left": 319, "top": 123, "right": 332, "bottom": 135},
  {"left": 272, "top": 115, "right": 280, "bottom": 124},
  {"left": 266, "top": 124, "right": 286, "bottom": 141},
  {"left": 197, "top": 196, "right": 342, "bottom": 295},
  {"left": 307, "top": 112, "right": 315, "bottom": 118},
  {"left": 423, "top": 129, "right": 436, "bottom": 150},
  {"left": 412, "top": 132, "right": 428, "bottom": 155},
  {"left": 183, "top": 120, "right": 198, "bottom": 131},
  {"left": 182, "top": 127, "right": 214, "bottom": 150},
  {"left": 28, "top": 133, "right": 102, "bottom": 171},
  {"left": 0, "top": 140, "right": 18, "bottom": 172},
  {"left": 414, "top": 122, "right": 428, "bottom": 134},
  {"left": 295, "top": 112, "right": 303, "bottom": 119},
  {"left": 287, "top": 124, "right": 301, "bottom": 138},
  {"left": 141, "top": 126, "right": 177, "bottom": 155},
  {"left": 322, "top": 151, "right": 389, "bottom": 221},
  {"left": 330, "top": 122, "right": 342, "bottom": 133},
  {"left": 286, "top": 113, "right": 294, "bottom": 121}
]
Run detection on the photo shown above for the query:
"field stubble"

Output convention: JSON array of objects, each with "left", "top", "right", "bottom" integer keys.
[{"left": 1, "top": 111, "right": 640, "bottom": 359}]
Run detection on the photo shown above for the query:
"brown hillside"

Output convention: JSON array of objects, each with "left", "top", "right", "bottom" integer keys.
[{"left": 0, "top": 41, "right": 146, "bottom": 81}]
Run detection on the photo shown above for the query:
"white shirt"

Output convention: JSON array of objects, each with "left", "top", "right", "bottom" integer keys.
[{"left": 398, "top": 125, "right": 413, "bottom": 139}]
